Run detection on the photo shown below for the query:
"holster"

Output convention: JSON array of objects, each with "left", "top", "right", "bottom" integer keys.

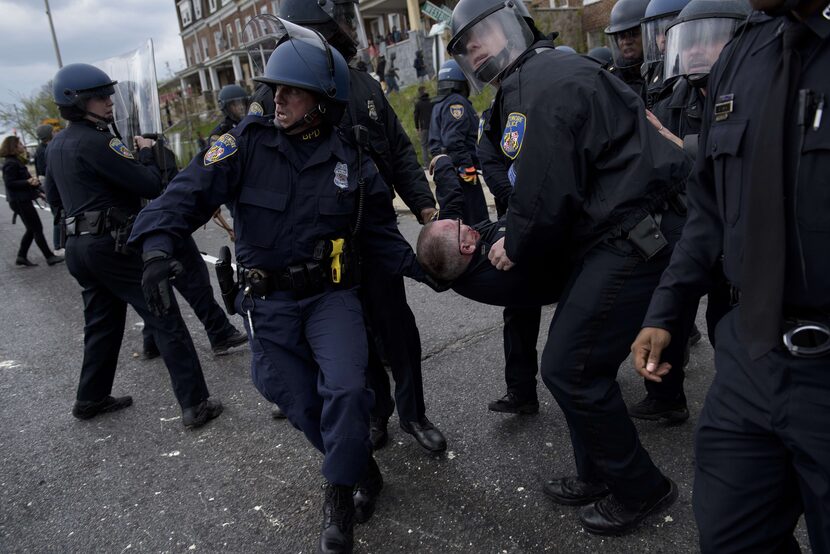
[{"left": 214, "top": 245, "right": 238, "bottom": 315}]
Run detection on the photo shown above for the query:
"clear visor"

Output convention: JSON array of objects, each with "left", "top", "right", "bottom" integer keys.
[
  {"left": 607, "top": 26, "right": 644, "bottom": 69},
  {"left": 663, "top": 17, "right": 738, "bottom": 81},
  {"left": 448, "top": 8, "right": 534, "bottom": 93},
  {"left": 243, "top": 14, "right": 336, "bottom": 95},
  {"left": 222, "top": 98, "right": 250, "bottom": 121},
  {"left": 332, "top": 2, "right": 368, "bottom": 50},
  {"left": 642, "top": 15, "right": 675, "bottom": 65}
]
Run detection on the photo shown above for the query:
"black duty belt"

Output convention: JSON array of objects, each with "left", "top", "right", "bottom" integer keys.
[{"left": 238, "top": 263, "right": 327, "bottom": 297}]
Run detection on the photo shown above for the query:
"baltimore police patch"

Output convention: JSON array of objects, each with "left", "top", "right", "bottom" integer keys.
[
  {"left": 109, "top": 138, "right": 134, "bottom": 159},
  {"left": 501, "top": 112, "right": 526, "bottom": 160},
  {"left": 248, "top": 102, "right": 264, "bottom": 116},
  {"left": 450, "top": 103, "right": 465, "bottom": 120},
  {"left": 204, "top": 133, "right": 238, "bottom": 165}
]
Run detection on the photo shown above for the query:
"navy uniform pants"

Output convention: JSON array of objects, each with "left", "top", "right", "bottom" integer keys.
[
  {"left": 502, "top": 306, "right": 541, "bottom": 401},
  {"left": 363, "top": 270, "right": 426, "bottom": 424},
  {"left": 542, "top": 209, "right": 686, "bottom": 504},
  {"left": 694, "top": 309, "right": 830, "bottom": 553},
  {"left": 143, "top": 235, "right": 238, "bottom": 351},
  {"left": 65, "top": 234, "right": 210, "bottom": 409},
  {"left": 241, "top": 287, "right": 372, "bottom": 486}
]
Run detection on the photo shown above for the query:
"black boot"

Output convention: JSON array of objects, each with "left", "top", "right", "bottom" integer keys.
[
  {"left": 353, "top": 456, "right": 383, "bottom": 523},
  {"left": 319, "top": 483, "right": 355, "bottom": 554}
]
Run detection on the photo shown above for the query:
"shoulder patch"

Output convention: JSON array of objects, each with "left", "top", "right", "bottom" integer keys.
[
  {"left": 449, "top": 103, "right": 465, "bottom": 120},
  {"left": 248, "top": 102, "right": 264, "bottom": 116},
  {"left": 501, "top": 112, "right": 526, "bottom": 160},
  {"left": 203, "top": 133, "right": 238, "bottom": 166},
  {"left": 109, "top": 138, "right": 134, "bottom": 159}
]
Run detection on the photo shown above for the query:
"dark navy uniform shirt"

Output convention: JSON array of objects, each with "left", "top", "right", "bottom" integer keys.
[
  {"left": 652, "top": 77, "right": 705, "bottom": 144},
  {"left": 483, "top": 44, "right": 691, "bottom": 264},
  {"left": 43, "top": 120, "right": 161, "bottom": 216},
  {"left": 644, "top": 10, "right": 830, "bottom": 330},
  {"left": 34, "top": 142, "right": 48, "bottom": 177},
  {"left": 128, "top": 116, "right": 422, "bottom": 280},
  {"left": 477, "top": 107, "right": 513, "bottom": 208},
  {"left": 428, "top": 92, "right": 479, "bottom": 169}
]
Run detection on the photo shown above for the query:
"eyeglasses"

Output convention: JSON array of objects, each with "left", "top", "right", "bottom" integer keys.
[{"left": 456, "top": 218, "right": 464, "bottom": 255}]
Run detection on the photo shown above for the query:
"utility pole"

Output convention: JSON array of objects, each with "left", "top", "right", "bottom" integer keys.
[{"left": 44, "top": 0, "right": 63, "bottom": 68}]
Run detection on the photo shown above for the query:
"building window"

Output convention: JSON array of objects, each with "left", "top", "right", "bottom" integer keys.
[
  {"left": 215, "top": 30, "right": 224, "bottom": 53},
  {"left": 202, "top": 36, "right": 210, "bottom": 59},
  {"left": 235, "top": 18, "right": 242, "bottom": 42},
  {"left": 226, "top": 24, "right": 234, "bottom": 48},
  {"left": 193, "top": 0, "right": 202, "bottom": 19},
  {"left": 583, "top": 0, "right": 601, "bottom": 4},
  {"left": 585, "top": 30, "right": 608, "bottom": 49},
  {"left": 208, "top": 0, "right": 218, "bottom": 12},
  {"left": 178, "top": 1, "right": 193, "bottom": 26},
  {"left": 261, "top": 4, "right": 268, "bottom": 14}
]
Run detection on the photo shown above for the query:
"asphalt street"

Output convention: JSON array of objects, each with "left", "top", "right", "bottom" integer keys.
[{"left": 0, "top": 198, "right": 811, "bottom": 553}]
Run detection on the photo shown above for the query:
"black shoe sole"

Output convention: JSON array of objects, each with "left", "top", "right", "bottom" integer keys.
[
  {"left": 581, "top": 480, "right": 679, "bottom": 536},
  {"left": 72, "top": 397, "right": 133, "bottom": 420},
  {"left": 628, "top": 408, "right": 689, "bottom": 424}
]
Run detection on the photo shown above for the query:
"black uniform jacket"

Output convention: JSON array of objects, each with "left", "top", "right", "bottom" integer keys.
[
  {"left": 643, "top": 11, "right": 830, "bottom": 331},
  {"left": 483, "top": 44, "right": 691, "bottom": 264},
  {"left": 43, "top": 120, "right": 161, "bottom": 216},
  {"left": 129, "top": 116, "right": 423, "bottom": 281},
  {"left": 652, "top": 77, "right": 705, "bottom": 158},
  {"left": 428, "top": 92, "right": 479, "bottom": 169}
]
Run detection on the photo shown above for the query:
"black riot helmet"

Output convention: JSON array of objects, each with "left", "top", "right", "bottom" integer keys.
[
  {"left": 436, "top": 59, "right": 470, "bottom": 98},
  {"left": 278, "top": 0, "right": 368, "bottom": 60},
  {"left": 663, "top": 0, "right": 750, "bottom": 87},
  {"left": 252, "top": 16, "right": 350, "bottom": 132},
  {"left": 605, "top": 0, "right": 650, "bottom": 69},
  {"left": 447, "top": 0, "right": 538, "bottom": 92},
  {"left": 641, "top": 0, "right": 691, "bottom": 66},
  {"left": 217, "top": 84, "right": 251, "bottom": 123},
  {"left": 585, "top": 46, "right": 614, "bottom": 68}
]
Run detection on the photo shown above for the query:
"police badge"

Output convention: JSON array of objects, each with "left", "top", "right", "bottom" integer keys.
[
  {"left": 109, "top": 138, "right": 135, "bottom": 159},
  {"left": 334, "top": 162, "right": 349, "bottom": 189},
  {"left": 501, "top": 112, "right": 526, "bottom": 160}
]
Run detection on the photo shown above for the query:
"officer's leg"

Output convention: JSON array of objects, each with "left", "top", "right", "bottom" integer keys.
[
  {"left": 172, "top": 235, "right": 240, "bottom": 347},
  {"left": 305, "top": 289, "right": 373, "bottom": 485},
  {"left": 461, "top": 178, "right": 490, "bottom": 225},
  {"left": 541, "top": 241, "right": 668, "bottom": 504},
  {"left": 694, "top": 310, "right": 803, "bottom": 553},
  {"left": 246, "top": 294, "right": 325, "bottom": 453},
  {"left": 490, "top": 306, "right": 541, "bottom": 413},
  {"left": 782, "top": 352, "right": 830, "bottom": 552},
  {"left": 90, "top": 242, "right": 210, "bottom": 409},
  {"left": 65, "top": 240, "right": 128, "bottom": 403}
]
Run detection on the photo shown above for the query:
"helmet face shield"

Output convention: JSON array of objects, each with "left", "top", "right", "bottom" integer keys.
[
  {"left": 663, "top": 17, "right": 738, "bottom": 81},
  {"left": 244, "top": 15, "right": 338, "bottom": 99},
  {"left": 607, "top": 25, "right": 644, "bottom": 69},
  {"left": 641, "top": 15, "right": 676, "bottom": 64},
  {"left": 448, "top": 7, "right": 534, "bottom": 92},
  {"left": 331, "top": 2, "right": 368, "bottom": 50}
]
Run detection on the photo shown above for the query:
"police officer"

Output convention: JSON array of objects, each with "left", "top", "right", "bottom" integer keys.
[
  {"left": 632, "top": 0, "right": 830, "bottom": 549},
  {"left": 429, "top": 59, "right": 490, "bottom": 225},
  {"left": 277, "top": 1, "right": 446, "bottom": 453},
  {"left": 629, "top": 0, "right": 751, "bottom": 426},
  {"left": 605, "top": 0, "right": 651, "bottom": 95},
  {"left": 640, "top": 0, "right": 692, "bottom": 107},
  {"left": 34, "top": 124, "right": 54, "bottom": 179},
  {"left": 209, "top": 84, "right": 250, "bottom": 143},
  {"left": 129, "top": 25, "right": 424, "bottom": 553},
  {"left": 449, "top": 0, "right": 690, "bottom": 534},
  {"left": 42, "top": 63, "right": 222, "bottom": 427}
]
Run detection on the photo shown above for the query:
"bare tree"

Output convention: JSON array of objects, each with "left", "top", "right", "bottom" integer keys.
[{"left": 0, "top": 84, "right": 61, "bottom": 143}]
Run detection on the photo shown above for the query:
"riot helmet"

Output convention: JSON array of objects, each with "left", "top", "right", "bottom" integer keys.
[
  {"left": 437, "top": 59, "right": 471, "bottom": 98},
  {"left": 641, "top": 0, "right": 691, "bottom": 66},
  {"left": 556, "top": 45, "right": 577, "bottom": 53},
  {"left": 605, "top": 0, "right": 650, "bottom": 69},
  {"left": 586, "top": 46, "right": 614, "bottom": 68},
  {"left": 447, "top": 0, "right": 536, "bottom": 92},
  {"left": 277, "top": 0, "right": 368, "bottom": 60},
  {"left": 36, "top": 124, "right": 54, "bottom": 142},
  {"left": 52, "top": 63, "right": 118, "bottom": 124},
  {"left": 218, "top": 84, "right": 251, "bottom": 123},
  {"left": 252, "top": 16, "right": 350, "bottom": 131},
  {"left": 663, "top": 0, "right": 750, "bottom": 87}
]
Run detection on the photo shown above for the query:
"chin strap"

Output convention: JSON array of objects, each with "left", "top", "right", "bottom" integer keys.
[{"left": 279, "top": 104, "right": 325, "bottom": 134}]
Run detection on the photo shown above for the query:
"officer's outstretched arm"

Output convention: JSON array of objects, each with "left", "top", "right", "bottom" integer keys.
[{"left": 129, "top": 135, "right": 243, "bottom": 254}]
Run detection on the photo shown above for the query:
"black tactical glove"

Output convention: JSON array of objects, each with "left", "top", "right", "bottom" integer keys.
[{"left": 141, "top": 250, "right": 184, "bottom": 317}]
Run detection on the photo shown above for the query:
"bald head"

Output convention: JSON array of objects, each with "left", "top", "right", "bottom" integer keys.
[{"left": 416, "top": 220, "right": 476, "bottom": 282}]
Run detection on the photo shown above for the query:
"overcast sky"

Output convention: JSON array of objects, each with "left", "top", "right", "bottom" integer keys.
[{"left": 0, "top": 0, "right": 185, "bottom": 113}]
